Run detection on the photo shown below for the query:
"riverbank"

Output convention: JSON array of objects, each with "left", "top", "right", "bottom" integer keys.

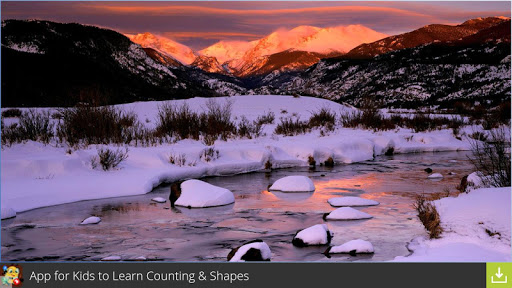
[{"left": 394, "top": 186, "right": 511, "bottom": 262}]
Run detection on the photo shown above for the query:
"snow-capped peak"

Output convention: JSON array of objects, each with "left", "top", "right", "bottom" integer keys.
[
  {"left": 202, "top": 24, "right": 387, "bottom": 66},
  {"left": 199, "top": 40, "right": 257, "bottom": 64},
  {"left": 126, "top": 32, "right": 196, "bottom": 65}
]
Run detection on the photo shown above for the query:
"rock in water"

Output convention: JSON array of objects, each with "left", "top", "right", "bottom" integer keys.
[
  {"left": 227, "top": 240, "right": 271, "bottom": 262},
  {"left": 292, "top": 224, "right": 332, "bottom": 247},
  {"left": 174, "top": 179, "right": 234, "bottom": 208},
  {"left": 325, "top": 239, "right": 375, "bottom": 256},
  {"left": 151, "top": 197, "right": 166, "bottom": 203},
  {"left": 80, "top": 216, "right": 101, "bottom": 225},
  {"left": 101, "top": 255, "right": 121, "bottom": 261},
  {"left": 424, "top": 168, "right": 433, "bottom": 173},
  {"left": 327, "top": 196, "right": 379, "bottom": 207},
  {"left": 169, "top": 181, "right": 182, "bottom": 207},
  {"left": 323, "top": 207, "right": 373, "bottom": 221},
  {"left": 427, "top": 173, "right": 443, "bottom": 179},
  {"left": 269, "top": 176, "right": 315, "bottom": 192}
]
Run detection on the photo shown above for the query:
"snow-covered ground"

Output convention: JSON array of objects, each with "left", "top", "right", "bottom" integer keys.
[
  {"left": 1, "top": 95, "right": 472, "bottom": 217},
  {"left": 394, "top": 187, "right": 511, "bottom": 262}
]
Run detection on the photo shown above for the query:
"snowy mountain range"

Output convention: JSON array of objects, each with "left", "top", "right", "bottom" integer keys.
[
  {"left": 128, "top": 25, "right": 387, "bottom": 77},
  {"left": 1, "top": 17, "right": 510, "bottom": 108}
]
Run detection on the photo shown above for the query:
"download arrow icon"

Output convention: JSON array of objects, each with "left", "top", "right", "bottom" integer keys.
[{"left": 496, "top": 267, "right": 504, "bottom": 278}]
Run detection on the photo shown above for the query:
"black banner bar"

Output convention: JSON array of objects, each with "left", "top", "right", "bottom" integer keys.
[{"left": 0, "top": 262, "right": 485, "bottom": 288}]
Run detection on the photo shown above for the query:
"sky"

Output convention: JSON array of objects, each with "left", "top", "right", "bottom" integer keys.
[{"left": 2, "top": 1, "right": 510, "bottom": 50}]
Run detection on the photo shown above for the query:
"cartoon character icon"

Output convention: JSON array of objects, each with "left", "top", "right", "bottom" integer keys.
[{"left": 2, "top": 265, "right": 21, "bottom": 286}]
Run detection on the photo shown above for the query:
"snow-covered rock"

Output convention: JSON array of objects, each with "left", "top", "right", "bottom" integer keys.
[
  {"left": 427, "top": 173, "right": 443, "bottom": 179},
  {"left": 323, "top": 207, "right": 373, "bottom": 221},
  {"left": 228, "top": 240, "right": 271, "bottom": 262},
  {"left": 80, "top": 216, "right": 101, "bottom": 225},
  {"left": 101, "top": 255, "right": 121, "bottom": 261},
  {"left": 466, "top": 171, "right": 484, "bottom": 190},
  {"left": 292, "top": 224, "right": 332, "bottom": 247},
  {"left": 175, "top": 179, "right": 234, "bottom": 208},
  {"left": 1, "top": 207, "right": 16, "bottom": 220},
  {"left": 325, "top": 239, "right": 375, "bottom": 255},
  {"left": 269, "top": 176, "right": 315, "bottom": 192},
  {"left": 151, "top": 197, "right": 166, "bottom": 203},
  {"left": 327, "top": 196, "right": 379, "bottom": 207}
]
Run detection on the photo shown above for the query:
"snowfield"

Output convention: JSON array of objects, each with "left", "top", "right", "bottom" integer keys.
[
  {"left": 1, "top": 95, "right": 472, "bottom": 217},
  {"left": 394, "top": 187, "right": 511, "bottom": 262}
]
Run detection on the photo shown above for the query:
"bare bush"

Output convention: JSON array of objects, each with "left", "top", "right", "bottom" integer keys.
[
  {"left": 94, "top": 147, "right": 129, "bottom": 171},
  {"left": 414, "top": 195, "right": 443, "bottom": 239},
  {"left": 309, "top": 107, "right": 336, "bottom": 131},
  {"left": 236, "top": 116, "right": 262, "bottom": 139},
  {"left": 468, "top": 127, "right": 511, "bottom": 187},
  {"left": 255, "top": 111, "right": 275, "bottom": 125},
  {"left": 155, "top": 102, "right": 200, "bottom": 140},
  {"left": 275, "top": 117, "right": 310, "bottom": 136},
  {"left": 2, "top": 108, "right": 22, "bottom": 118},
  {"left": 2, "top": 110, "right": 54, "bottom": 146},
  {"left": 57, "top": 105, "right": 138, "bottom": 147},
  {"left": 200, "top": 146, "right": 220, "bottom": 162},
  {"left": 169, "top": 153, "right": 187, "bottom": 167}
]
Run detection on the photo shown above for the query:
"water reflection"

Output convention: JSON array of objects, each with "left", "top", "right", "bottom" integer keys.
[{"left": 269, "top": 191, "right": 315, "bottom": 201}]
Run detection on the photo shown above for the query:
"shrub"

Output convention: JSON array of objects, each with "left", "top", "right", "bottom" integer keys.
[
  {"left": 155, "top": 102, "right": 200, "bottom": 140},
  {"left": 169, "top": 153, "right": 187, "bottom": 167},
  {"left": 200, "top": 146, "right": 219, "bottom": 162},
  {"left": 255, "top": 111, "right": 275, "bottom": 125},
  {"left": 339, "top": 110, "right": 395, "bottom": 131},
  {"left": 309, "top": 107, "right": 336, "bottom": 131},
  {"left": 201, "top": 99, "right": 236, "bottom": 141},
  {"left": 308, "top": 155, "right": 316, "bottom": 167},
  {"left": 324, "top": 157, "right": 335, "bottom": 167},
  {"left": 264, "top": 160, "right": 272, "bottom": 170},
  {"left": 1, "top": 110, "right": 54, "bottom": 146},
  {"left": 414, "top": 195, "right": 443, "bottom": 239},
  {"left": 469, "top": 131, "right": 487, "bottom": 142},
  {"left": 57, "top": 105, "right": 138, "bottom": 147},
  {"left": 93, "top": 147, "right": 129, "bottom": 171},
  {"left": 275, "top": 117, "right": 310, "bottom": 136},
  {"left": 236, "top": 116, "right": 262, "bottom": 139},
  {"left": 2, "top": 108, "right": 22, "bottom": 118},
  {"left": 468, "top": 127, "right": 511, "bottom": 187}
]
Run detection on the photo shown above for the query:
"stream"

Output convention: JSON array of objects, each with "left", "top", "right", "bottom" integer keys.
[{"left": 1, "top": 151, "right": 475, "bottom": 262}]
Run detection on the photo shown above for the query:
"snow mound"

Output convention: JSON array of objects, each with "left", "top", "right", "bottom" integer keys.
[
  {"left": 466, "top": 171, "right": 484, "bottom": 190},
  {"left": 175, "top": 179, "right": 235, "bottom": 208},
  {"left": 228, "top": 241, "right": 271, "bottom": 262},
  {"left": 1, "top": 207, "right": 16, "bottom": 219},
  {"left": 293, "top": 224, "right": 331, "bottom": 247},
  {"left": 327, "top": 196, "right": 379, "bottom": 207},
  {"left": 151, "top": 197, "right": 166, "bottom": 203},
  {"left": 323, "top": 207, "right": 373, "bottom": 220},
  {"left": 101, "top": 255, "right": 121, "bottom": 261},
  {"left": 80, "top": 216, "right": 101, "bottom": 225},
  {"left": 327, "top": 239, "right": 375, "bottom": 254},
  {"left": 394, "top": 187, "right": 511, "bottom": 262},
  {"left": 427, "top": 173, "right": 443, "bottom": 179},
  {"left": 269, "top": 176, "right": 315, "bottom": 192}
]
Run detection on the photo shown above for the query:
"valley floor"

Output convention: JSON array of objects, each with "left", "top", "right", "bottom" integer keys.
[{"left": 3, "top": 95, "right": 509, "bottom": 262}]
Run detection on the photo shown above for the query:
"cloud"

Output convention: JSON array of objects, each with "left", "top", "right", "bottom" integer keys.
[{"left": 162, "top": 31, "right": 263, "bottom": 41}]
